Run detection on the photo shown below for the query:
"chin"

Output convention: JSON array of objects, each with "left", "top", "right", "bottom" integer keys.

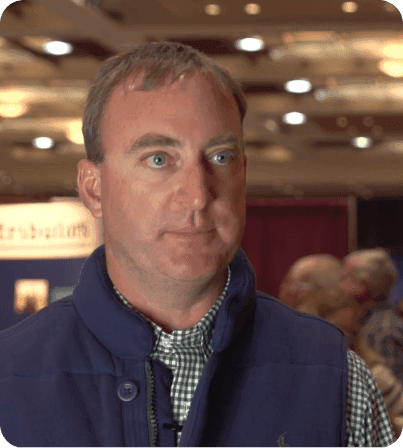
[{"left": 155, "top": 250, "right": 230, "bottom": 282}]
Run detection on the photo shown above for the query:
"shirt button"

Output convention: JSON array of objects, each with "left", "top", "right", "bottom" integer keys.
[
  {"left": 117, "top": 381, "right": 138, "bottom": 402},
  {"left": 161, "top": 337, "right": 172, "bottom": 348},
  {"left": 181, "top": 401, "right": 191, "bottom": 416}
]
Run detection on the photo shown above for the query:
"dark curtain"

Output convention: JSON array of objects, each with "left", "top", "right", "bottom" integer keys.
[{"left": 241, "top": 198, "right": 349, "bottom": 298}]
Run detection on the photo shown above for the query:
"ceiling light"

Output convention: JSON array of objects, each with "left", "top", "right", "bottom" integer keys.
[
  {"left": 362, "top": 116, "right": 374, "bottom": 127},
  {"left": 262, "top": 145, "right": 293, "bottom": 162},
  {"left": 0, "top": 104, "right": 28, "bottom": 118},
  {"left": 352, "top": 136, "right": 372, "bottom": 148},
  {"left": 265, "top": 119, "right": 279, "bottom": 132},
  {"left": 235, "top": 37, "right": 264, "bottom": 52},
  {"left": 387, "top": 85, "right": 403, "bottom": 98},
  {"left": 204, "top": 4, "right": 221, "bottom": 15},
  {"left": 336, "top": 116, "right": 348, "bottom": 127},
  {"left": 43, "top": 41, "right": 73, "bottom": 56},
  {"left": 244, "top": 3, "right": 261, "bottom": 14},
  {"left": 341, "top": 1, "right": 358, "bottom": 12},
  {"left": 378, "top": 59, "right": 403, "bottom": 77},
  {"left": 21, "top": 36, "right": 53, "bottom": 52},
  {"left": 33, "top": 137, "right": 54, "bottom": 149},
  {"left": 282, "top": 112, "right": 306, "bottom": 125},
  {"left": 66, "top": 120, "right": 84, "bottom": 144},
  {"left": 381, "top": 44, "right": 403, "bottom": 59},
  {"left": 284, "top": 79, "right": 312, "bottom": 93}
]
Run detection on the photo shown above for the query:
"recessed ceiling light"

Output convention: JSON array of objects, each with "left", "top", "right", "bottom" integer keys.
[
  {"left": 352, "top": 136, "right": 372, "bottom": 148},
  {"left": 66, "top": 120, "right": 84, "bottom": 144},
  {"left": 244, "top": 3, "right": 261, "bottom": 14},
  {"left": 284, "top": 79, "right": 312, "bottom": 93},
  {"left": 43, "top": 41, "right": 73, "bottom": 56},
  {"left": 341, "top": 2, "right": 358, "bottom": 13},
  {"left": 265, "top": 119, "right": 279, "bottom": 132},
  {"left": 33, "top": 137, "right": 54, "bottom": 149},
  {"left": 378, "top": 59, "right": 403, "bottom": 77},
  {"left": 0, "top": 104, "right": 28, "bottom": 118},
  {"left": 235, "top": 37, "right": 264, "bottom": 52},
  {"left": 282, "top": 112, "right": 306, "bottom": 125},
  {"left": 205, "top": 4, "right": 221, "bottom": 15},
  {"left": 381, "top": 44, "right": 403, "bottom": 59},
  {"left": 336, "top": 116, "right": 348, "bottom": 128}
]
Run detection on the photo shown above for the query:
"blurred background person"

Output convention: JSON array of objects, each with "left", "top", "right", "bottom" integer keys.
[
  {"left": 339, "top": 249, "right": 398, "bottom": 323},
  {"left": 286, "top": 250, "right": 403, "bottom": 440},
  {"left": 278, "top": 254, "right": 346, "bottom": 315},
  {"left": 362, "top": 297, "right": 403, "bottom": 384},
  {"left": 339, "top": 249, "right": 403, "bottom": 386},
  {"left": 328, "top": 297, "right": 403, "bottom": 441}
]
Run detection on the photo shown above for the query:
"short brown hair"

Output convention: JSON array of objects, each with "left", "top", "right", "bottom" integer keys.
[{"left": 82, "top": 41, "right": 248, "bottom": 165}]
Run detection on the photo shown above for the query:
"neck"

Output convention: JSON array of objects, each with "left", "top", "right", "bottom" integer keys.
[
  {"left": 105, "top": 247, "right": 228, "bottom": 333},
  {"left": 348, "top": 330, "right": 361, "bottom": 353}
]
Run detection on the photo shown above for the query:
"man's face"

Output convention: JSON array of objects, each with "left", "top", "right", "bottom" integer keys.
[
  {"left": 339, "top": 260, "right": 365, "bottom": 298},
  {"left": 95, "top": 72, "right": 247, "bottom": 282},
  {"left": 339, "top": 258, "right": 373, "bottom": 308}
]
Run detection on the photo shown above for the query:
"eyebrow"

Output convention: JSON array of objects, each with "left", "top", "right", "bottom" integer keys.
[{"left": 125, "top": 131, "right": 242, "bottom": 154}]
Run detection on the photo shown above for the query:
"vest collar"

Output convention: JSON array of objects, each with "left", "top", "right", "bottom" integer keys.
[{"left": 73, "top": 245, "right": 256, "bottom": 359}]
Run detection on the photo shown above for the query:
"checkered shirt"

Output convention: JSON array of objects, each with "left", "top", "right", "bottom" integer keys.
[
  {"left": 114, "top": 273, "right": 394, "bottom": 447},
  {"left": 113, "top": 267, "right": 230, "bottom": 445}
]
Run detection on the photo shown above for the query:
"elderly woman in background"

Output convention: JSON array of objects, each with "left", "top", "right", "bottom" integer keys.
[{"left": 280, "top": 251, "right": 403, "bottom": 440}]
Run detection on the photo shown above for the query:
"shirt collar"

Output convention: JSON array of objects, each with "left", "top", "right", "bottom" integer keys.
[{"left": 113, "top": 268, "right": 231, "bottom": 351}]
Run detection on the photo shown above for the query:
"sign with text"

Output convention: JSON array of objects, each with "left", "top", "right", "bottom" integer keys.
[{"left": 0, "top": 202, "right": 98, "bottom": 259}]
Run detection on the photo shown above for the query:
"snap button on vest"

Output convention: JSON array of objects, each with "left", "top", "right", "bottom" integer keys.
[{"left": 117, "top": 381, "right": 138, "bottom": 402}]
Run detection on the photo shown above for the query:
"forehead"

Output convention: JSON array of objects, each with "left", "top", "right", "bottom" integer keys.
[
  {"left": 102, "top": 72, "right": 240, "bottom": 130},
  {"left": 99, "top": 71, "right": 243, "bottom": 161}
]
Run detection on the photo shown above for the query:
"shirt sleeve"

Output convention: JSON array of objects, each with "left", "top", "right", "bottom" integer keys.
[{"left": 345, "top": 349, "right": 395, "bottom": 447}]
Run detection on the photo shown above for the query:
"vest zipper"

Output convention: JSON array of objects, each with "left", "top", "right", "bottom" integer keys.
[{"left": 145, "top": 358, "right": 158, "bottom": 447}]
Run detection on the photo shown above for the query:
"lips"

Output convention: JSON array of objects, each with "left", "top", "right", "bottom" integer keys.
[
  {"left": 165, "top": 228, "right": 214, "bottom": 241},
  {"left": 168, "top": 227, "right": 213, "bottom": 235}
]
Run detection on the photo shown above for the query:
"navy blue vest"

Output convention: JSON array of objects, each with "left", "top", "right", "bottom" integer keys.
[{"left": 0, "top": 246, "right": 347, "bottom": 447}]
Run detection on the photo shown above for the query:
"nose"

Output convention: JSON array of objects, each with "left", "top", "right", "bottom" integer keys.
[{"left": 173, "top": 160, "right": 214, "bottom": 211}]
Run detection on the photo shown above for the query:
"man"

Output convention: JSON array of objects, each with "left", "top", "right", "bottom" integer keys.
[
  {"left": 339, "top": 248, "right": 398, "bottom": 321},
  {"left": 0, "top": 42, "right": 394, "bottom": 447},
  {"left": 341, "top": 249, "right": 403, "bottom": 384},
  {"left": 287, "top": 252, "right": 403, "bottom": 441},
  {"left": 279, "top": 254, "right": 345, "bottom": 315}
]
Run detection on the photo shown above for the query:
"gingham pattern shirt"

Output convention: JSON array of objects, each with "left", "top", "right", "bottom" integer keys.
[{"left": 114, "top": 272, "right": 394, "bottom": 447}]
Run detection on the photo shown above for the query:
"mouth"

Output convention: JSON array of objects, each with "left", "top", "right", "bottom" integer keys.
[{"left": 165, "top": 229, "right": 215, "bottom": 241}]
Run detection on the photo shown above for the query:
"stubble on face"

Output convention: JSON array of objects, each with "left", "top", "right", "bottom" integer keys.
[{"left": 99, "top": 71, "right": 246, "bottom": 288}]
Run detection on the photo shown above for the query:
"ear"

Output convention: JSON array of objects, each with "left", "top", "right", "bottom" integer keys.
[{"left": 77, "top": 158, "right": 102, "bottom": 219}]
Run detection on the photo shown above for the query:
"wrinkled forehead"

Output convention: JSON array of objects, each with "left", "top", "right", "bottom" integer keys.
[{"left": 117, "top": 67, "right": 228, "bottom": 100}]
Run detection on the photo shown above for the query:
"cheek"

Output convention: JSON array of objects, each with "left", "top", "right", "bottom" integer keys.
[{"left": 102, "top": 172, "right": 164, "bottom": 234}]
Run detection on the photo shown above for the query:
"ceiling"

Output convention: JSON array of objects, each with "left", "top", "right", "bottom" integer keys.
[{"left": 0, "top": 0, "right": 403, "bottom": 198}]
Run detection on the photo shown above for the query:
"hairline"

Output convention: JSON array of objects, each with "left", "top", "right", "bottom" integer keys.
[{"left": 82, "top": 45, "right": 247, "bottom": 166}]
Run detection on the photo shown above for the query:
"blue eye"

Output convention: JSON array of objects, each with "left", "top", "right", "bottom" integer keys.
[
  {"left": 212, "top": 151, "right": 233, "bottom": 165},
  {"left": 147, "top": 153, "right": 168, "bottom": 168}
]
